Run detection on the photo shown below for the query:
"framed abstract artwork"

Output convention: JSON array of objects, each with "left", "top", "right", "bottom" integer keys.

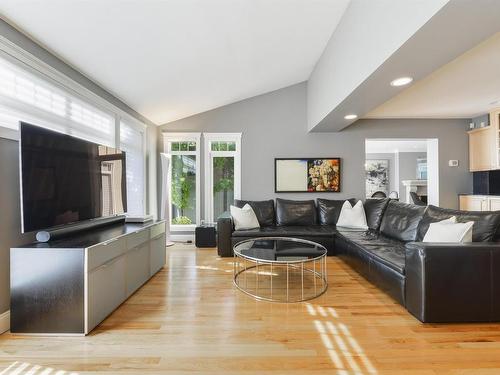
[
  {"left": 274, "top": 158, "right": 341, "bottom": 193},
  {"left": 365, "top": 159, "right": 389, "bottom": 197}
]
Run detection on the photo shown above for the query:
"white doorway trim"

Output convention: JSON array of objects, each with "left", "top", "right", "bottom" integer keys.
[
  {"left": 203, "top": 133, "right": 242, "bottom": 223},
  {"left": 162, "top": 132, "right": 202, "bottom": 232},
  {"left": 427, "top": 139, "right": 439, "bottom": 206},
  {"left": 365, "top": 138, "right": 439, "bottom": 205}
]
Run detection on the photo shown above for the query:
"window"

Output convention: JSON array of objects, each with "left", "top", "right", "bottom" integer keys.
[
  {"left": 163, "top": 133, "right": 201, "bottom": 230},
  {"left": 0, "top": 55, "right": 115, "bottom": 146},
  {"left": 120, "top": 119, "right": 146, "bottom": 215},
  {"left": 204, "top": 133, "right": 241, "bottom": 223},
  {"left": 0, "top": 43, "right": 149, "bottom": 218}
]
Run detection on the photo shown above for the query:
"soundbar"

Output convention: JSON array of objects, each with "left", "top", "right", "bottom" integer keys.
[{"left": 35, "top": 215, "right": 126, "bottom": 242}]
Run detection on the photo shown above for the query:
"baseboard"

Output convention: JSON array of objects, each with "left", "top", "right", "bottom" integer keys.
[
  {"left": 170, "top": 234, "right": 195, "bottom": 242},
  {"left": 0, "top": 310, "right": 10, "bottom": 334}
]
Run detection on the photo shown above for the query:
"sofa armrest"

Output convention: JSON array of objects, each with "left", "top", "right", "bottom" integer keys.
[
  {"left": 217, "top": 211, "right": 234, "bottom": 257},
  {"left": 405, "top": 242, "right": 500, "bottom": 322}
]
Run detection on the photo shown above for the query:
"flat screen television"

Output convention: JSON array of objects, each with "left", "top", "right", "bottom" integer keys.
[{"left": 20, "top": 122, "right": 127, "bottom": 233}]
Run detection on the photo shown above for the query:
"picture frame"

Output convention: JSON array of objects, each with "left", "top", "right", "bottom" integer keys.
[
  {"left": 365, "top": 159, "right": 389, "bottom": 198},
  {"left": 274, "top": 158, "right": 341, "bottom": 193}
]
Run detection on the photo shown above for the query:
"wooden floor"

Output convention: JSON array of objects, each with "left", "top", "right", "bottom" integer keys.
[{"left": 2, "top": 244, "right": 500, "bottom": 374}]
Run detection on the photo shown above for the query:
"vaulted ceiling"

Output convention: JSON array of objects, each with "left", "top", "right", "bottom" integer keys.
[
  {"left": 2, "top": 0, "right": 500, "bottom": 130},
  {"left": 0, "top": 0, "right": 350, "bottom": 125}
]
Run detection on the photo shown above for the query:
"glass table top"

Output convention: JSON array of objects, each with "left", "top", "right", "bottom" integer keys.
[{"left": 233, "top": 237, "right": 327, "bottom": 263}]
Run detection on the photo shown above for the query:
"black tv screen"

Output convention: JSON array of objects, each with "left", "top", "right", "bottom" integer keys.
[{"left": 20, "top": 122, "right": 127, "bottom": 233}]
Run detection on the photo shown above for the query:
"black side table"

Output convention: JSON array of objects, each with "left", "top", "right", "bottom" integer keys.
[{"left": 195, "top": 224, "right": 217, "bottom": 248}]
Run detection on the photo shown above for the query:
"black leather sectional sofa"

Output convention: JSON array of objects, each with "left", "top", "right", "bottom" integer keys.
[{"left": 217, "top": 198, "right": 500, "bottom": 323}]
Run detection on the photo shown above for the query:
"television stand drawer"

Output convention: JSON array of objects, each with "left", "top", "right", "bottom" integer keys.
[{"left": 88, "top": 237, "right": 126, "bottom": 271}]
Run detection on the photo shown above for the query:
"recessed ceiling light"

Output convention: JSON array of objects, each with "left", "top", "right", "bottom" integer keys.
[
  {"left": 344, "top": 114, "right": 357, "bottom": 120},
  {"left": 390, "top": 77, "right": 413, "bottom": 87}
]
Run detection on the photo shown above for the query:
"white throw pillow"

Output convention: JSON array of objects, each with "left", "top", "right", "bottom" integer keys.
[
  {"left": 230, "top": 204, "right": 260, "bottom": 230},
  {"left": 336, "top": 200, "right": 368, "bottom": 230},
  {"left": 438, "top": 216, "right": 457, "bottom": 224},
  {"left": 423, "top": 216, "right": 474, "bottom": 243}
]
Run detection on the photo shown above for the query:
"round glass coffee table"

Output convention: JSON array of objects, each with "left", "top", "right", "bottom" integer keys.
[{"left": 233, "top": 237, "right": 328, "bottom": 302}]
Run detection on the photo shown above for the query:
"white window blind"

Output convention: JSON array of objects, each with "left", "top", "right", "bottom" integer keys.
[
  {"left": 0, "top": 56, "right": 115, "bottom": 146},
  {"left": 0, "top": 48, "right": 148, "bottom": 216},
  {"left": 120, "top": 120, "right": 145, "bottom": 215}
]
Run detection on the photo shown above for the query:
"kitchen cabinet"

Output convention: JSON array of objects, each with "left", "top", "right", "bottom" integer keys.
[
  {"left": 468, "top": 108, "right": 500, "bottom": 172},
  {"left": 459, "top": 195, "right": 500, "bottom": 211}
]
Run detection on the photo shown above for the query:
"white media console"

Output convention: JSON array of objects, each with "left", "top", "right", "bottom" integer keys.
[{"left": 10, "top": 220, "right": 166, "bottom": 335}]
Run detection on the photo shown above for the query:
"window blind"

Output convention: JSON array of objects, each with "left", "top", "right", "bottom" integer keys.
[
  {"left": 0, "top": 56, "right": 115, "bottom": 146},
  {"left": 120, "top": 120, "right": 145, "bottom": 215},
  {"left": 0, "top": 51, "right": 148, "bottom": 216}
]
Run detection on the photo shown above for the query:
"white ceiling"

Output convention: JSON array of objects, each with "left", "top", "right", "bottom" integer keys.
[
  {"left": 367, "top": 31, "right": 500, "bottom": 119},
  {"left": 365, "top": 139, "right": 428, "bottom": 154},
  {"left": 0, "top": 0, "right": 350, "bottom": 125}
]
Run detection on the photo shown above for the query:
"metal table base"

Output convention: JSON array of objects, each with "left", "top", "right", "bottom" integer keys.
[{"left": 233, "top": 241, "right": 328, "bottom": 303}]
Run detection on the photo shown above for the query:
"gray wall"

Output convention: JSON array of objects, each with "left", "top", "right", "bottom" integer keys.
[
  {"left": 0, "top": 21, "right": 157, "bottom": 315},
  {"left": 0, "top": 138, "right": 36, "bottom": 315},
  {"left": 366, "top": 153, "right": 397, "bottom": 194},
  {"left": 159, "top": 82, "right": 472, "bottom": 220},
  {"left": 398, "top": 152, "right": 427, "bottom": 196}
]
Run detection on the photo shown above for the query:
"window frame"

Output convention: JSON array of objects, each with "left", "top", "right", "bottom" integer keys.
[
  {"left": 163, "top": 132, "right": 201, "bottom": 231},
  {"left": 0, "top": 35, "right": 150, "bottom": 216},
  {"left": 0, "top": 36, "right": 119, "bottom": 143},
  {"left": 203, "top": 133, "right": 242, "bottom": 223},
  {"left": 120, "top": 116, "right": 147, "bottom": 216}
]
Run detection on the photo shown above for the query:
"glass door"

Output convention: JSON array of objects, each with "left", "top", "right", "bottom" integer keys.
[
  {"left": 163, "top": 134, "right": 201, "bottom": 231},
  {"left": 171, "top": 153, "right": 197, "bottom": 226},
  {"left": 211, "top": 154, "right": 235, "bottom": 222},
  {"left": 204, "top": 135, "right": 241, "bottom": 224}
]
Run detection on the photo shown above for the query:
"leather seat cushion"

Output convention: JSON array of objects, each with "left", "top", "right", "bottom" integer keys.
[
  {"left": 276, "top": 198, "right": 316, "bottom": 226},
  {"left": 416, "top": 205, "right": 500, "bottom": 242},
  {"left": 317, "top": 198, "right": 358, "bottom": 225},
  {"left": 232, "top": 225, "right": 336, "bottom": 238},
  {"left": 379, "top": 200, "right": 426, "bottom": 242},
  {"left": 364, "top": 198, "right": 390, "bottom": 231},
  {"left": 337, "top": 229, "right": 406, "bottom": 274},
  {"left": 234, "top": 199, "right": 275, "bottom": 227}
]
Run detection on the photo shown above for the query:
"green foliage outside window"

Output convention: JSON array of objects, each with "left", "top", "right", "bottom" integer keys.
[
  {"left": 213, "top": 156, "right": 234, "bottom": 213},
  {"left": 171, "top": 155, "right": 195, "bottom": 225}
]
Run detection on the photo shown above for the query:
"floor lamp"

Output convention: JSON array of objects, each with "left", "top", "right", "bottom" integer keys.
[{"left": 160, "top": 153, "right": 175, "bottom": 247}]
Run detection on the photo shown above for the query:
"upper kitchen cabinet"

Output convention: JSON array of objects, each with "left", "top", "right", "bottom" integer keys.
[{"left": 469, "top": 109, "right": 500, "bottom": 172}]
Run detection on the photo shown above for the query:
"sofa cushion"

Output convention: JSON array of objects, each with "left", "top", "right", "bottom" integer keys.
[
  {"left": 380, "top": 200, "right": 426, "bottom": 242},
  {"left": 364, "top": 198, "right": 390, "bottom": 231},
  {"left": 232, "top": 225, "right": 336, "bottom": 238},
  {"left": 276, "top": 198, "right": 316, "bottom": 226},
  {"left": 317, "top": 198, "right": 358, "bottom": 225},
  {"left": 336, "top": 230, "right": 406, "bottom": 274},
  {"left": 234, "top": 199, "right": 275, "bottom": 227},
  {"left": 416, "top": 205, "right": 500, "bottom": 242}
]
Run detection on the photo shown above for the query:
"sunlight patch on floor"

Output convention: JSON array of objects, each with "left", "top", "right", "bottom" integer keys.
[
  {"left": 0, "top": 362, "right": 79, "bottom": 375},
  {"left": 183, "top": 265, "right": 233, "bottom": 273},
  {"left": 308, "top": 304, "right": 378, "bottom": 375}
]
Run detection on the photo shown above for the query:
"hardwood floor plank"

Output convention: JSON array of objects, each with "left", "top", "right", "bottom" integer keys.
[{"left": 1, "top": 244, "right": 500, "bottom": 374}]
